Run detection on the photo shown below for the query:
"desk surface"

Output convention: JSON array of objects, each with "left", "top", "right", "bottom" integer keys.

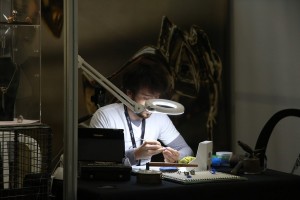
[{"left": 73, "top": 169, "right": 300, "bottom": 200}]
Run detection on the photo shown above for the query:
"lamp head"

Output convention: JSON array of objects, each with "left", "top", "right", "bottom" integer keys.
[{"left": 145, "top": 99, "right": 184, "bottom": 115}]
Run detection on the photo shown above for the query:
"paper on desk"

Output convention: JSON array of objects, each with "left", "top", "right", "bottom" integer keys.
[
  {"left": 0, "top": 118, "right": 39, "bottom": 126},
  {"left": 132, "top": 165, "right": 159, "bottom": 172}
]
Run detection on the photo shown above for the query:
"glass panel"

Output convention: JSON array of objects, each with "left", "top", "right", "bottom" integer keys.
[{"left": 0, "top": 0, "right": 41, "bottom": 123}]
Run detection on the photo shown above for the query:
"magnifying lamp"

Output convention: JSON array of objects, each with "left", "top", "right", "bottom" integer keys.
[{"left": 78, "top": 55, "right": 184, "bottom": 115}]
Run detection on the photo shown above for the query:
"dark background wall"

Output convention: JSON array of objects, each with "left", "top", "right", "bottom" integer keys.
[
  {"left": 231, "top": 0, "right": 300, "bottom": 175},
  {"left": 40, "top": 0, "right": 230, "bottom": 168}
]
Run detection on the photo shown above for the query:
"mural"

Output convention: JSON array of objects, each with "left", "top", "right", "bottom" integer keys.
[{"left": 157, "top": 16, "right": 222, "bottom": 141}]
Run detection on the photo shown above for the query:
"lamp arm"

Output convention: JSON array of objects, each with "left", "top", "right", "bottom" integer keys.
[{"left": 78, "top": 55, "right": 145, "bottom": 114}]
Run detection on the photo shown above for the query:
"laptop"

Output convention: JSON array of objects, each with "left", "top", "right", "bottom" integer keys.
[
  {"left": 78, "top": 127, "right": 125, "bottom": 163},
  {"left": 77, "top": 127, "right": 132, "bottom": 181}
]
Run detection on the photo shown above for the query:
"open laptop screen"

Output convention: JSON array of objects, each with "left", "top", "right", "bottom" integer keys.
[{"left": 78, "top": 127, "right": 125, "bottom": 163}]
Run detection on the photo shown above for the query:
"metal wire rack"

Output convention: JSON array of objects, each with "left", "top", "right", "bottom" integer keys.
[{"left": 0, "top": 124, "right": 52, "bottom": 200}]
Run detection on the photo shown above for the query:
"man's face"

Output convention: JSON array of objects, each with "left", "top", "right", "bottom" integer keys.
[{"left": 128, "top": 88, "right": 160, "bottom": 119}]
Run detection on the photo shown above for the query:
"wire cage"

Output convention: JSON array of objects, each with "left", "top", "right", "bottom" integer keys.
[{"left": 0, "top": 124, "right": 52, "bottom": 200}]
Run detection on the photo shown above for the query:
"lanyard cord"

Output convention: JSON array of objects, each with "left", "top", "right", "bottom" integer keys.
[{"left": 124, "top": 105, "right": 145, "bottom": 166}]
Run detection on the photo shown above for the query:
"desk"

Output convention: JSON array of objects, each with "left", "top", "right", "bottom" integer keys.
[{"left": 52, "top": 169, "right": 300, "bottom": 200}]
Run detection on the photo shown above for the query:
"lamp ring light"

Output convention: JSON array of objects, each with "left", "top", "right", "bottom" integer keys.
[{"left": 145, "top": 99, "right": 184, "bottom": 115}]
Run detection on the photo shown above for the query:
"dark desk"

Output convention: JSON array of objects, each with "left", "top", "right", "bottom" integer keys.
[
  {"left": 73, "top": 169, "right": 300, "bottom": 200},
  {"left": 52, "top": 169, "right": 300, "bottom": 200}
]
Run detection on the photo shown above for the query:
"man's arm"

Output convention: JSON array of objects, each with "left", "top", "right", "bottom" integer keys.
[{"left": 166, "top": 135, "right": 194, "bottom": 160}]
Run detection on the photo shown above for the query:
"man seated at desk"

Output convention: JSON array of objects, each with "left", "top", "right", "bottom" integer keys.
[{"left": 89, "top": 51, "right": 194, "bottom": 166}]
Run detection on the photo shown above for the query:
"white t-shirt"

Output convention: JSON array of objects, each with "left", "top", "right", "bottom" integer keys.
[{"left": 89, "top": 103, "right": 181, "bottom": 165}]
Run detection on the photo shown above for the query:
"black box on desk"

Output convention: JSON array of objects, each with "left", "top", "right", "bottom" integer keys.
[
  {"left": 78, "top": 162, "right": 132, "bottom": 181},
  {"left": 78, "top": 128, "right": 132, "bottom": 181}
]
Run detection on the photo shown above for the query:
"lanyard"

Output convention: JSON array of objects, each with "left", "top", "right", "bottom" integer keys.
[{"left": 124, "top": 105, "right": 145, "bottom": 165}]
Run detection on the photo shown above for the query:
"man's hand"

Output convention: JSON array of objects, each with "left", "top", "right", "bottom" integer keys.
[
  {"left": 162, "top": 147, "right": 180, "bottom": 163},
  {"left": 134, "top": 140, "right": 165, "bottom": 160}
]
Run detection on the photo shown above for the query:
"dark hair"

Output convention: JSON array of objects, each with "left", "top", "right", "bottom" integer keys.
[{"left": 122, "top": 53, "right": 171, "bottom": 97}]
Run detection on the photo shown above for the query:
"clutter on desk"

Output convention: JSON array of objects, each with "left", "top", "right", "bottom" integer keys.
[{"left": 230, "top": 140, "right": 265, "bottom": 175}]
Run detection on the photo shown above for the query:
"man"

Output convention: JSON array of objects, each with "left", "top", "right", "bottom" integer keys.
[{"left": 90, "top": 50, "right": 193, "bottom": 166}]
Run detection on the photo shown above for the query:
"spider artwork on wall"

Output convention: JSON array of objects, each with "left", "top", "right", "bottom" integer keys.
[
  {"left": 156, "top": 16, "right": 223, "bottom": 141},
  {"left": 82, "top": 16, "right": 222, "bottom": 142}
]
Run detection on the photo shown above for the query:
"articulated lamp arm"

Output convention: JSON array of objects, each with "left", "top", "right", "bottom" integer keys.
[
  {"left": 78, "top": 55, "right": 184, "bottom": 115},
  {"left": 78, "top": 55, "right": 144, "bottom": 114}
]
